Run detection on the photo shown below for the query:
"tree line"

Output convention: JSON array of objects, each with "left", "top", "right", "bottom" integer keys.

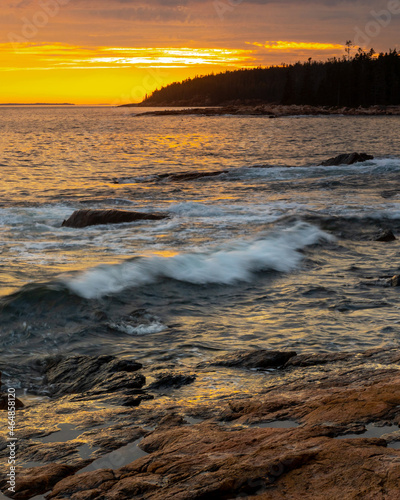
[{"left": 140, "top": 49, "right": 400, "bottom": 107}]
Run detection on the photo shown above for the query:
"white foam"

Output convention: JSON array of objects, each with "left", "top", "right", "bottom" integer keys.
[
  {"left": 167, "top": 202, "right": 226, "bottom": 217},
  {"left": 63, "top": 222, "right": 333, "bottom": 299},
  {"left": 107, "top": 321, "right": 167, "bottom": 335}
]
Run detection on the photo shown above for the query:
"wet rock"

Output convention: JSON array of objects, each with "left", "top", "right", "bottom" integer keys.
[
  {"left": 83, "top": 426, "right": 145, "bottom": 454},
  {"left": 0, "top": 393, "right": 24, "bottom": 410},
  {"left": 61, "top": 209, "right": 168, "bottom": 228},
  {"left": 109, "top": 360, "right": 143, "bottom": 373},
  {"left": 321, "top": 152, "right": 374, "bottom": 166},
  {"left": 8, "top": 349, "right": 400, "bottom": 499},
  {"left": 284, "top": 352, "right": 354, "bottom": 368},
  {"left": 203, "top": 350, "right": 297, "bottom": 370},
  {"left": 45, "top": 421, "right": 400, "bottom": 500},
  {"left": 161, "top": 170, "right": 227, "bottom": 182},
  {"left": 0, "top": 463, "right": 78, "bottom": 499},
  {"left": 47, "top": 469, "right": 117, "bottom": 500},
  {"left": 120, "top": 394, "right": 154, "bottom": 407},
  {"left": 147, "top": 373, "right": 196, "bottom": 390},
  {"left": 158, "top": 414, "right": 186, "bottom": 428},
  {"left": 375, "top": 229, "right": 396, "bottom": 242},
  {"left": 43, "top": 355, "right": 144, "bottom": 397},
  {"left": 389, "top": 275, "right": 400, "bottom": 287}
]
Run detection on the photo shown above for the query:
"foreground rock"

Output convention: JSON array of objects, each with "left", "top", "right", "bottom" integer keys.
[
  {"left": 62, "top": 209, "right": 168, "bottom": 228},
  {"left": 0, "top": 394, "right": 24, "bottom": 410},
  {"left": 200, "top": 349, "right": 297, "bottom": 369},
  {"left": 3, "top": 348, "right": 400, "bottom": 499},
  {"left": 0, "top": 464, "right": 78, "bottom": 500},
  {"left": 42, "top": 355, "right": 145, "bottom": 397},
  {"left": 321, "top": 152, "right": 374, "bottom": 166},
  {"left": 40, "top": 366, "right": 400, "bottom": 500},
  {"left": 147, "top": 372, "right": 196, "bottom": 390}
]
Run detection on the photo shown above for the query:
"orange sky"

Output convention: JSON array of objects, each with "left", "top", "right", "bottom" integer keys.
[{"left": 1, "top": 0, "right": 399, "bottom": 104}]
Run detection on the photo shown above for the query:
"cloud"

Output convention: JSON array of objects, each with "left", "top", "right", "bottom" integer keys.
[
  {"left": 250, "top": 41, "right": 345, "bottom": 50},
  {"left": 0, "top": 42, "right": 255, "bottom": 70}
]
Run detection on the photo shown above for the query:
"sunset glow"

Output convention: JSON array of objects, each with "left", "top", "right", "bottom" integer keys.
[
  {"left": 0, "top": 42, "right": 255, "bottom": 104},
  {"left": 251, "top": 41, "right": 345, "bottom": 52},
  {"left": 1, "top": 0, "right": 399, "bottom": 104}
]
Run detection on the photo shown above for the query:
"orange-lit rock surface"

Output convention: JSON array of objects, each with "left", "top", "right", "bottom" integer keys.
[{"left": 2, "top": 348, "right": 400, "bottom": 499}]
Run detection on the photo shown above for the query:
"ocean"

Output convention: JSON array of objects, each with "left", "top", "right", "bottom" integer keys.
[{"left": 1, "top": 106, "right": 400, "bottom": 388}]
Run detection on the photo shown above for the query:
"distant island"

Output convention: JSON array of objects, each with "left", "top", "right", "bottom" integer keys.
[
  {"left": 0, "top": 103, "right": 75, "bottom": 106},
  {"left": 121, "top": 49, "right": 400, "bottom": 110}
]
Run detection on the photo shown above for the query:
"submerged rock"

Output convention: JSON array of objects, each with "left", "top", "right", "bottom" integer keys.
[
  {"left": 61, "top": 209, "right": 168, "bottom": 228},
  {"left": 375, "top": 229, "right": 396, "bottom": 242},
  {"left": 202, "top": 349, "right": 297, "bottom": 370},
  {"left": 321, "top": 152, "right": 374, "bottom": 166}
]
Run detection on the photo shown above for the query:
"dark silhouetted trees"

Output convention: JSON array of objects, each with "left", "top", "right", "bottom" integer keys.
[{"left": 139, "top": 49, "right": 400, "bottom": 107}]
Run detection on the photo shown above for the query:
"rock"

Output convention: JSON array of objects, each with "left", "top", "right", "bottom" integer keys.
[
  {"left": 0, "top": 463, "right": 78, "bottom": 499},
  {"left": 9, "top": 348, "right": 400, "bottom": 499},
  {"left": 204, "top": 350, "right": 297, "bottom": 370},
  {"left": 47, "top": 469, "right": 116, "bottom": 500},
  {"left": 42, "top": 355, "right": 145, "bottom": 397},
  {"left": 0, "top": 393, "right": 24, "bottom": 410},
  {"left": 390, "top": 275, "right": 400, "bottom": 287},
  {"left": 284, "top": 352, "right": 354, "bottom": 368},
  {"left": 45, "top": 420, "right": 400, "bottom": 500},
  {"left": 61, "top": 209, "right": 168, "bottom": 228},
  {"left": 159, "top": 170, "right": 227, "bottom": 182},
  {"left": 375, "top": 229, "right": 396, "bottom": 242},
  {"left": 147, "top": 373, "right": 196, "bottom": 390},
  {"left": 321, "top": 152, "right": 374, "bottom": 166}
]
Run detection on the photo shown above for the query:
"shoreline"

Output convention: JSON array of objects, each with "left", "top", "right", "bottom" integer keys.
[
  {"left": 129, "top": 104, "right": 400, "bottom": 117},
  {"left": 1, "top": 346, "right": 400, "bottom": 498}
]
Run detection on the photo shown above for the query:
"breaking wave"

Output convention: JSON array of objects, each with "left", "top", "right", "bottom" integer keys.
[{"left": 63, "top": 222, "right": 333, "bottom": 299}]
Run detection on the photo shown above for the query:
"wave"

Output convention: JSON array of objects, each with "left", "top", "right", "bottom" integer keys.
[
  {"left": 111, "top": 157, "right": 400, "bottom": 186},
  {"left": 62, "top": 222, "right": 333, "bottom": 299}
]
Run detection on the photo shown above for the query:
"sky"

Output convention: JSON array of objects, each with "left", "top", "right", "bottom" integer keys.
[{"left": 1, "top": 0, "right": 399, "bottom": 104}]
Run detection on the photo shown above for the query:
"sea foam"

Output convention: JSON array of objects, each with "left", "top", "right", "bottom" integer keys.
[{"left": 63, "top": 222, "right": 333, "bottom": 299}]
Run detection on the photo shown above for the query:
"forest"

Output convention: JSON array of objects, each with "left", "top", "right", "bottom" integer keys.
[{"left": 138, "top": 49, "right": 400, "bottom": 107}]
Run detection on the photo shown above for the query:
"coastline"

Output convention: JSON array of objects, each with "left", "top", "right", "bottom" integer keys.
[
  {"left": 2, "top": 346, "right": 400, "bottom": 498},
  {"left": 128, "top": 104, "right": 400, "bottom": 117}
]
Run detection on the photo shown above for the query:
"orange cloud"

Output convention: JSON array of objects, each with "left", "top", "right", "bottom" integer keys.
[
  {"left": 0, "top": 42, "right": 256, "bottom": 104},
  {"left": 0, "top": 43, "right": 255, "bottom": 70},
  {"left": 249, "top": 41, "right": 344, "bottom": 51}
]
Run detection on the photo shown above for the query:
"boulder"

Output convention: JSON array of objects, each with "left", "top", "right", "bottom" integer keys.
[
  {"left": 62, "top": 209, "right": 168, "bottom": 228},
  {"left": 321, "top": 153, "right": 374, "bottom": 166}
]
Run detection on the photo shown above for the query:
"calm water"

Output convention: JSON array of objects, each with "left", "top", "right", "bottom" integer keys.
[{"left": 1, "top": 107, "right": 400, "bottom": 382}]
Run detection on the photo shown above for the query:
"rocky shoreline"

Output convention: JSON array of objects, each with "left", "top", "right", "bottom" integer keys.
[
  {"left": 131, "top": 104, "right": 400, "bottom": 118},
  {"left": 2, "top": 346, "right": 400, "bottom": 499}
]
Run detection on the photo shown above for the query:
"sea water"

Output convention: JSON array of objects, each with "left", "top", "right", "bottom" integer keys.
[{"left": 1, "top": 106, "right": 400, "bottom": 385}]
